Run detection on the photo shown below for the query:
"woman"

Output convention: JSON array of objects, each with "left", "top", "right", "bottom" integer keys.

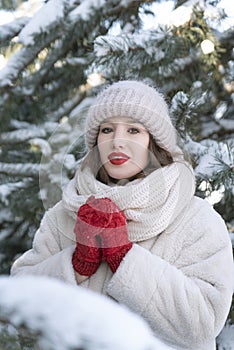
[{"left": 11, "top": 80, "right": 234, "bottom": 349}]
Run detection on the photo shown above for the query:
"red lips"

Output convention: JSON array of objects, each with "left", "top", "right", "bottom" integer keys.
[{"left": 108, "top": 152, "right": 129, "bottom": 165}]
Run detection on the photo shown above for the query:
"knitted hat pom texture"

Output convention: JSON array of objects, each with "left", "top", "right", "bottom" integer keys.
[{"left": 85, "top": 80, "right": 177, "bottom": 154}]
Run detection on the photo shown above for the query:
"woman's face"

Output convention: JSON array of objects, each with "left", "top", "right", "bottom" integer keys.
[{"left": 97, "top": 117, "right": 150, "bottom": 180}]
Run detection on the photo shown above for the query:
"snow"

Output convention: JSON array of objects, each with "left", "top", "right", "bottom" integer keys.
[
  {"left": 18, "top": 0, "right": 65, "bottom": 46},
  {"left": 217, "top": 323, "right": 234, "bottom": 350},
  {"left": 217, "top": 0, "right": 234, "bottom": 30},
  {"left": 167, "top": 4, "right": 192, "bottom": 27},
  {"left": 0, "top": 162, "right": 40, "bottom": 177},
  {"left": 170, "top": 91, "right": 189, "bottom": 111},
  {"left": 0, "top": 10, "right": 16, "bottom": 25},
  {"left": 214, "top": 102, "right": 228, "bottom": 120},
  {"left": 94, "top": 37, "right": 111, "bottom": 57},
  {"left": 63, "top": 154, "right": 76, "bottom": 170},
  {"left": 94, "top": 31, "right": 166, "bottom": 58},
  {"left": 194, "top": 140, "right": 232, "bottom": 178},
  {"left": 0, "top": 0, "right": 43, "bottom": 23},
  {"left": 141, "top": 0, "right": 234, "bottom": 30},
  {"left": 0, "top": 181, "right": 26, "bottom": 205},
  {"left": 0, "top": 276, "right": 175, "bottom": 350},
  {"left": 0, "top": 127, "right": 46, "bottom": 143},
  {"left": 29, "top": 138, "right": 52, "bottom": 157},
  {"left": 184, "top": 136, "right": 233, "bottom": 206},
  {"left": 0, "top": 208, "right": 12, "bottom": 223},
  {"left": 69, "top": 0, "right": 106, "bottom": 22},
  {"left": 0, "top": 47, "right": 32, "bottom": 87},
  {"left": 0, "top": 0, "right": 79, "bottom": 45},
  {"left": 66, "top": 57, "right": 87, "bottom": 66},
  {"left": 0, "top": 17, "right": 30, "bottom": 41},
  {"left": 219, "top": 119, "right": 234, "bottom": 130},
  {"left": 120, "top": 0, "right": 136, "bottom": 7}
]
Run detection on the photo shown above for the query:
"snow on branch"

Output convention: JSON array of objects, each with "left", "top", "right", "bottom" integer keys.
[
  {"left": 69, "top": 0, "right": 107, "bottom": 22},
  {"left": 18, "top": 0, "right": 68, "bottom": 46},
  {"left": 0, "top": 163, "right": 39, "bottom": 177},
  {"left": 0, "top": 45, "right": 49, "bottom": 88},
  {"left": 94, "top": 31, "right": 167, "bottom": 59},
  {"left": 185, "top": 137, "right": 234, "bottom": 189},
  {"left": 0, "top": 127, "right": 46, "bottom": 144},
  {"left": 219, "top": 27, "right": 234, "bottom": 50},
  {"left": 200, "top": 118, "right": 234, "bottom": 139},
  {"left": 0, "top": 0, "right": 104, "bottom": 88},
  {"left": 0, "top": 181, "right": 28, "bottom": 206},
  {"left": 0, "top": 121, "right": 60, "bottom": 145},
  {"left": 19, "top": 39, "right": 68, "bottom": 95},
  {"left": 159, "top": 54, "right": 199, "bottom": 78},
  {"left": 0, "top": 26, "right": 61, "bottom": 88},
  {"left": 0, "top": 276, "right": 174, "bottom": 350},
  {"left": 0, "top": 17, "right": 30, "bottom": 43},
  {"left": 47, "top": 90, "right": 86, "bottom": 122}
]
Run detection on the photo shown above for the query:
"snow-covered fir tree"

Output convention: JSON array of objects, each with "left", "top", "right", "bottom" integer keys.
[
  {"left": 0, "top": 0, "right": 233, "bottom": 348},
  {"left": 0, "top": 275, "right": 177, "bottom": 350}
]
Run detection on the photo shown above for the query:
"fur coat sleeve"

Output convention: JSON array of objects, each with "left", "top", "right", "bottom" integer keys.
[
  {"left": 10, "top": 203, "right": 77, "bottom": 285},
  {"left": 106, "top": 198, "right": 234, "bottom": 349}
]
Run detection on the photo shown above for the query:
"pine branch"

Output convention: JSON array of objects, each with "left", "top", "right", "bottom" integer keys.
[
  {"left": 186, "top": 138, "right": 234, "bottom": 191},
  {"left": 47, "top": 91, "right": 86, "bottom": 122},
  {"left": 0, "top": 181, "right": 29, "bottom": 206},
  {"left": 201, "top": 119, "right": 234, "bottom": 139},
  {"left": 0, "top": 32, "right": 61, "bottom": 88},
  {"left": 0, "top": 2, "right": 82, "bottom": 88},
  {"left": 106, "top": 0, "right": 153, "bottom": 16},
  {"left": 0, "top": 163, "right": 39, "bottom": 177},
  {"left": 218, "top": 27, "right": 234, "bottom": 52},
  {"left": 19, "top": 45, "right": 68, "bottom": 95},
  {"left": 19, "top": 34, "right": 90, "bottom": 95},
  {"left": 174, "top": 0, "right": 189, "bottom": 8},
  {"left": 0, "top": 128, "right": 46, "bottom": 144},
  {"left": 94, "top": 30, "right": 167, "bottom": 58},
  {"left": 0, "top": 17, "right": 30, "bottom": 43}
]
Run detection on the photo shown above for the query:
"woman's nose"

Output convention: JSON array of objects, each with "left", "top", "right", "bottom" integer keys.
[{"left": 112, "top": 127, "right": 126, "bottom": 148}]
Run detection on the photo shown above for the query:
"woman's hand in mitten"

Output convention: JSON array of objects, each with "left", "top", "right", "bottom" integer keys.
[
  {"left": 99, "top": 203, "right": 132, "bottom": 273},
  {"left": 72, "top": 196, "right": 108, "bottom": 276}
]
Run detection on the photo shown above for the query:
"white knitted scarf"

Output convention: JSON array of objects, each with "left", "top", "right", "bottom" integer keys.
[{"left": 62, "top": 161, "right": 195, "bottom": 242}]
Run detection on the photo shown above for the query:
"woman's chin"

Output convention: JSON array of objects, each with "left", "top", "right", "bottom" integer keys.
[{"left": 107, "top": 169, "right": 142, "bottom": 181}]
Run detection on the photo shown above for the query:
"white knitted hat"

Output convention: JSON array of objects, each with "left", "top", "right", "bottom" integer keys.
[{"left": 85, "top": 80, "right": 177, "bottom": 154}]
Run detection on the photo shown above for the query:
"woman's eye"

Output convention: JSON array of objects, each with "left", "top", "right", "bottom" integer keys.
[
  {"left": 100, "top": 127, "right": 113, "bottom": 134},
  {"left": 128, "top": 127, "right": 140, "bottom": 134}
]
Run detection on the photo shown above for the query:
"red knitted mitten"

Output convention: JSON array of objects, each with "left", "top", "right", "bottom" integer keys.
[
  {"left": 99, "top": 202, "right": 132, "bottom": 273},
  {"left": 72, "top": 195, "right": 111, "bottom": 276}
]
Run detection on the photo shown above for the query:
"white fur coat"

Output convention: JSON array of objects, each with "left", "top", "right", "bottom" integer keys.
[{"left": 11, "top": 163, "right": 234, "bottom": 350}]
